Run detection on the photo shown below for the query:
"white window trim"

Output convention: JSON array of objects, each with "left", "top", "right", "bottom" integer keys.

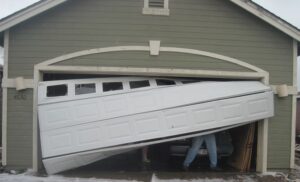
[{"left": 143, "top": 0, "right": 170, "bottom": 16}]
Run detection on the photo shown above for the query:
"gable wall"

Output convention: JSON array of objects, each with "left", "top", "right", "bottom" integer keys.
[{"left": 6, "top": 0, "right": 294, "bottom": 169}]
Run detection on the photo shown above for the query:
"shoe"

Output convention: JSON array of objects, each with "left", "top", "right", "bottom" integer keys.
[
  {"left": 210, "top": 166, "right": 222, "bottom": 171},
  {"left": 182, "top": 165, "right": 189, "bottom": 172}
]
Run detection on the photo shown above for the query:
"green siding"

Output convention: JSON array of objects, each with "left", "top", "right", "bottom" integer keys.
[
  {"left": 57, "top": 52, "right": 251, "bottom": 72},
  {"left": 6, "top": 0, "right": 295, "bottom": 169},
  {"left": 7, "top": 89, "right": 33, "bottom": 168},
  {"left": 268, "top": 96, "right": 293, "bottom": 168}
]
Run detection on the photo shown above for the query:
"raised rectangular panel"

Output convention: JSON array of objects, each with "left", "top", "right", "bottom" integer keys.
[
  {"left": 166, "top": 111, "right": 188, "bottom": 130},
  {"left": 131, "top": 92, "right": 157, "bottom": 110},
  {"left": 161, "top": 89, "right": 181, "bottom": 106},
  {"left": 135, "top": 117, "right": 160, "bottom": 135},
  {"left": 75, "top": 102, "right": 98, "bottom": 120},
  {"left": 50, "top": 133, "right": 72, "bottom": 149},
  {"left": 192, "top": 106, "right": 216, "bottom": 125},
  {"left": 248, "top": 98, "right": 268, "bottom": 116},
  {"left": 106, "top": 121, "right": 131, "bottom": 140},
  {"left": 78, "top": 127, "right": 100, "bottom": 145},
  {"left": 221, "top": 103, "right": 244, "bottom": 121},
  {"left": 103, "top": 96, "right": 127, "bottom": 115},
  {"left": 42, "top": 132, "right": 73, "bottom": 157},
  {"left": 39, "top": 106, "right": 71, "bottom": 126}
]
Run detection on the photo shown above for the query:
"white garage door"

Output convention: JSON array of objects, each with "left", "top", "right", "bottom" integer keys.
[{"left": 38, "top": 77, "right": 274, "bottom": 174}]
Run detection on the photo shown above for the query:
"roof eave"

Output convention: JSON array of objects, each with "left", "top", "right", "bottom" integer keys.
[
  {"left": 0, "top": 0, "right": 299, "bottom": 42},
  {"left": 0, "top": 0, "right": 68, "bottom": 33},
  {"left": 230, "top": 0, "right": 300, "bottom": 42}
]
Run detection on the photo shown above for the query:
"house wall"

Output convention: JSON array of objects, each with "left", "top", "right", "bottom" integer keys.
[{"left": 6, "top": 0, "right": 294, "bottom": 169}]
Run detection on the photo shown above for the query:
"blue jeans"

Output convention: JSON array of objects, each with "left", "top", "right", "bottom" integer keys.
[{"left": 183, "top": 134, "right": 217, "bottom": 168}]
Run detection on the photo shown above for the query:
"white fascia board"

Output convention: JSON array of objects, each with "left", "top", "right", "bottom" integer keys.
[
  {"left": 230, "top": 0, "right": 300, "bottom": 42},
  {"left": 0, "top": 0, "right": 68, "bottom": 32}
]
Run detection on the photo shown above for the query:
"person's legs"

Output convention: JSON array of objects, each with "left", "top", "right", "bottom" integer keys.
[
  {"left": 183, "top": 136, "right": 204, "bottom": 167},
  {"left": 204, "top": 134, "right": 217, "bottom": 168}
]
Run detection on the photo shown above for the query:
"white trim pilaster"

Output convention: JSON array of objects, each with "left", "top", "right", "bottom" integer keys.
[
  {"left": 256, "top": 77, "right": 269, "bottom": 173},
  {"left": 290, "top": 40, "right": 298, "bottom": 168},
  {"left": 32, "top": 68, "right": 41, "bottom": 172},
  {"left": 2, "top": 30, "right": 9, "bottom": 166}
]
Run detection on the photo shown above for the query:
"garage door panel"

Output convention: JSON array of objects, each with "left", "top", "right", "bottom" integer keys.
[
  {"left": 40, "top": 91, "right": 273, "bottom": 158},
  {"left": 38, "top": 80, "right": 271, "bottom": 132}
]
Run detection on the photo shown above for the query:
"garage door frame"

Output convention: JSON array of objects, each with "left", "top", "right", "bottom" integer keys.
[{"left": 32, "top": 43, "right": 270, "bottom": 173}]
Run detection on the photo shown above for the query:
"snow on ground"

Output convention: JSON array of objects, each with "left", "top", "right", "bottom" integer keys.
[
  {"left": 150, "top": 174, "right": 255, "bottom": 182},
  {"left": 0, "top": 173, "right": 258, "bottom": 182},
  {"left": 0, "top": 170, "right": 140, "bottom": 182},
  {"left": 0, "top": 170, "right": 288, "bottom": 182},
  {"left": 0, "top": 172, "right": 262, "bottom": 182}
]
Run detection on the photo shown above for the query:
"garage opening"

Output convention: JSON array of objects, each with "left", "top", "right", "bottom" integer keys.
[
  {"left": 38, "top": 73, "right": 273, "bottom": 175},
  {"left": 59, "top": 123, "right": 258, "bottom": 176}
]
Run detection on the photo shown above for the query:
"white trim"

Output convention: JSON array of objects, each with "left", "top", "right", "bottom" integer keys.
[
  {"left": 32, "top": 45, "right": 270, "bottom": 173},
  {"left": 257, "top": 119, "right": 269, "bottom": 173},
  {"left": 291, "top": 40, "right": 298, "bottom": 168},
  {"left": 142, "top": 0, "right": 170, "bottom": 16},
  {"left": 230, "top": 0, "right": 300, "bottom": 42},
  {"left": 2, "top": 31, "right": 9, "bottom": 166},
  {"left": 2, "top": 78, "right": 34, "bottom": 89},
  {"left": 149, "top": 40, "right": 160, "bottom": 55},
  {"left": 159, "top": 47, "right": 268, "bottom": 73},
  {"left": 34, "top": 66, "right": 270, "bottom": 173},
  {"left": 37, "top": 65, "right": 266, "bottom": 79},
  {"left": 32, "top": 69, "right": 41, "bottom": 172},
  {"left": 256, "top": 77, "right": 269, "bottom": 173},
  {"left": 37, "top": 45, "right": 268, "bottom": 74},
  {"left": 270, "top": 85, "right": 297, "bottom": 96},
  {"left": 0, "top": 0, "right": 67, "bottom": 32},
  {"left": 38, "top": 46, "right": 149, "bottom": 66},
  {"left": 142, "top": 8, "right": 170, "bottom": 16}
]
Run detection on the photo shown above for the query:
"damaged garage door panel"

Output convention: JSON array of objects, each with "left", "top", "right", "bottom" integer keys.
[{"left": 38, "top": 77, "right": 274, "bottom": 174}]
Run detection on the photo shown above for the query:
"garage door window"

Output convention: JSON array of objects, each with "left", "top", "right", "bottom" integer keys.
[
  {"left": 156, "top": 79, "right": 175, "bottom": 86},
  {"left": 47, "top": 84, "right": 68, "bottom": 97},
  {"left": 130, "top": 80, "right": 150, "bottom": 89},
  {"left": 75, "top": 83, "right": 96, "bottom": 95},
  {"left": 182, "top": 80, "right": 200, "bottom": 84},
  {"left": 103, "top": 82, "right": 123, "bottom": 92}
]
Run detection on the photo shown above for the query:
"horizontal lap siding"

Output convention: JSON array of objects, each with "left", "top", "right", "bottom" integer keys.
[
  {"left": 57, "top": 52, "right": 251, "bottom": 72},
  {"left": 7, "top": 0, "right": 293, "bottom": 169},
  {"left": 8, "top": 0, "right": 293, "bottom": 83},
  {"left": 7, "top": 89, "right": 33, "bottom": 168},
  {"left": 268, "top": 97, "right": 292, "bottom": 168}
]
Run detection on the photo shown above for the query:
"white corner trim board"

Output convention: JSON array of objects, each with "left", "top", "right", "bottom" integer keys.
[
  {"left": 290, "top": 40, "right": 298, "bottom": 168},
  {"left": 1, "top": 31, "right": 9, "bottom": 166}
]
